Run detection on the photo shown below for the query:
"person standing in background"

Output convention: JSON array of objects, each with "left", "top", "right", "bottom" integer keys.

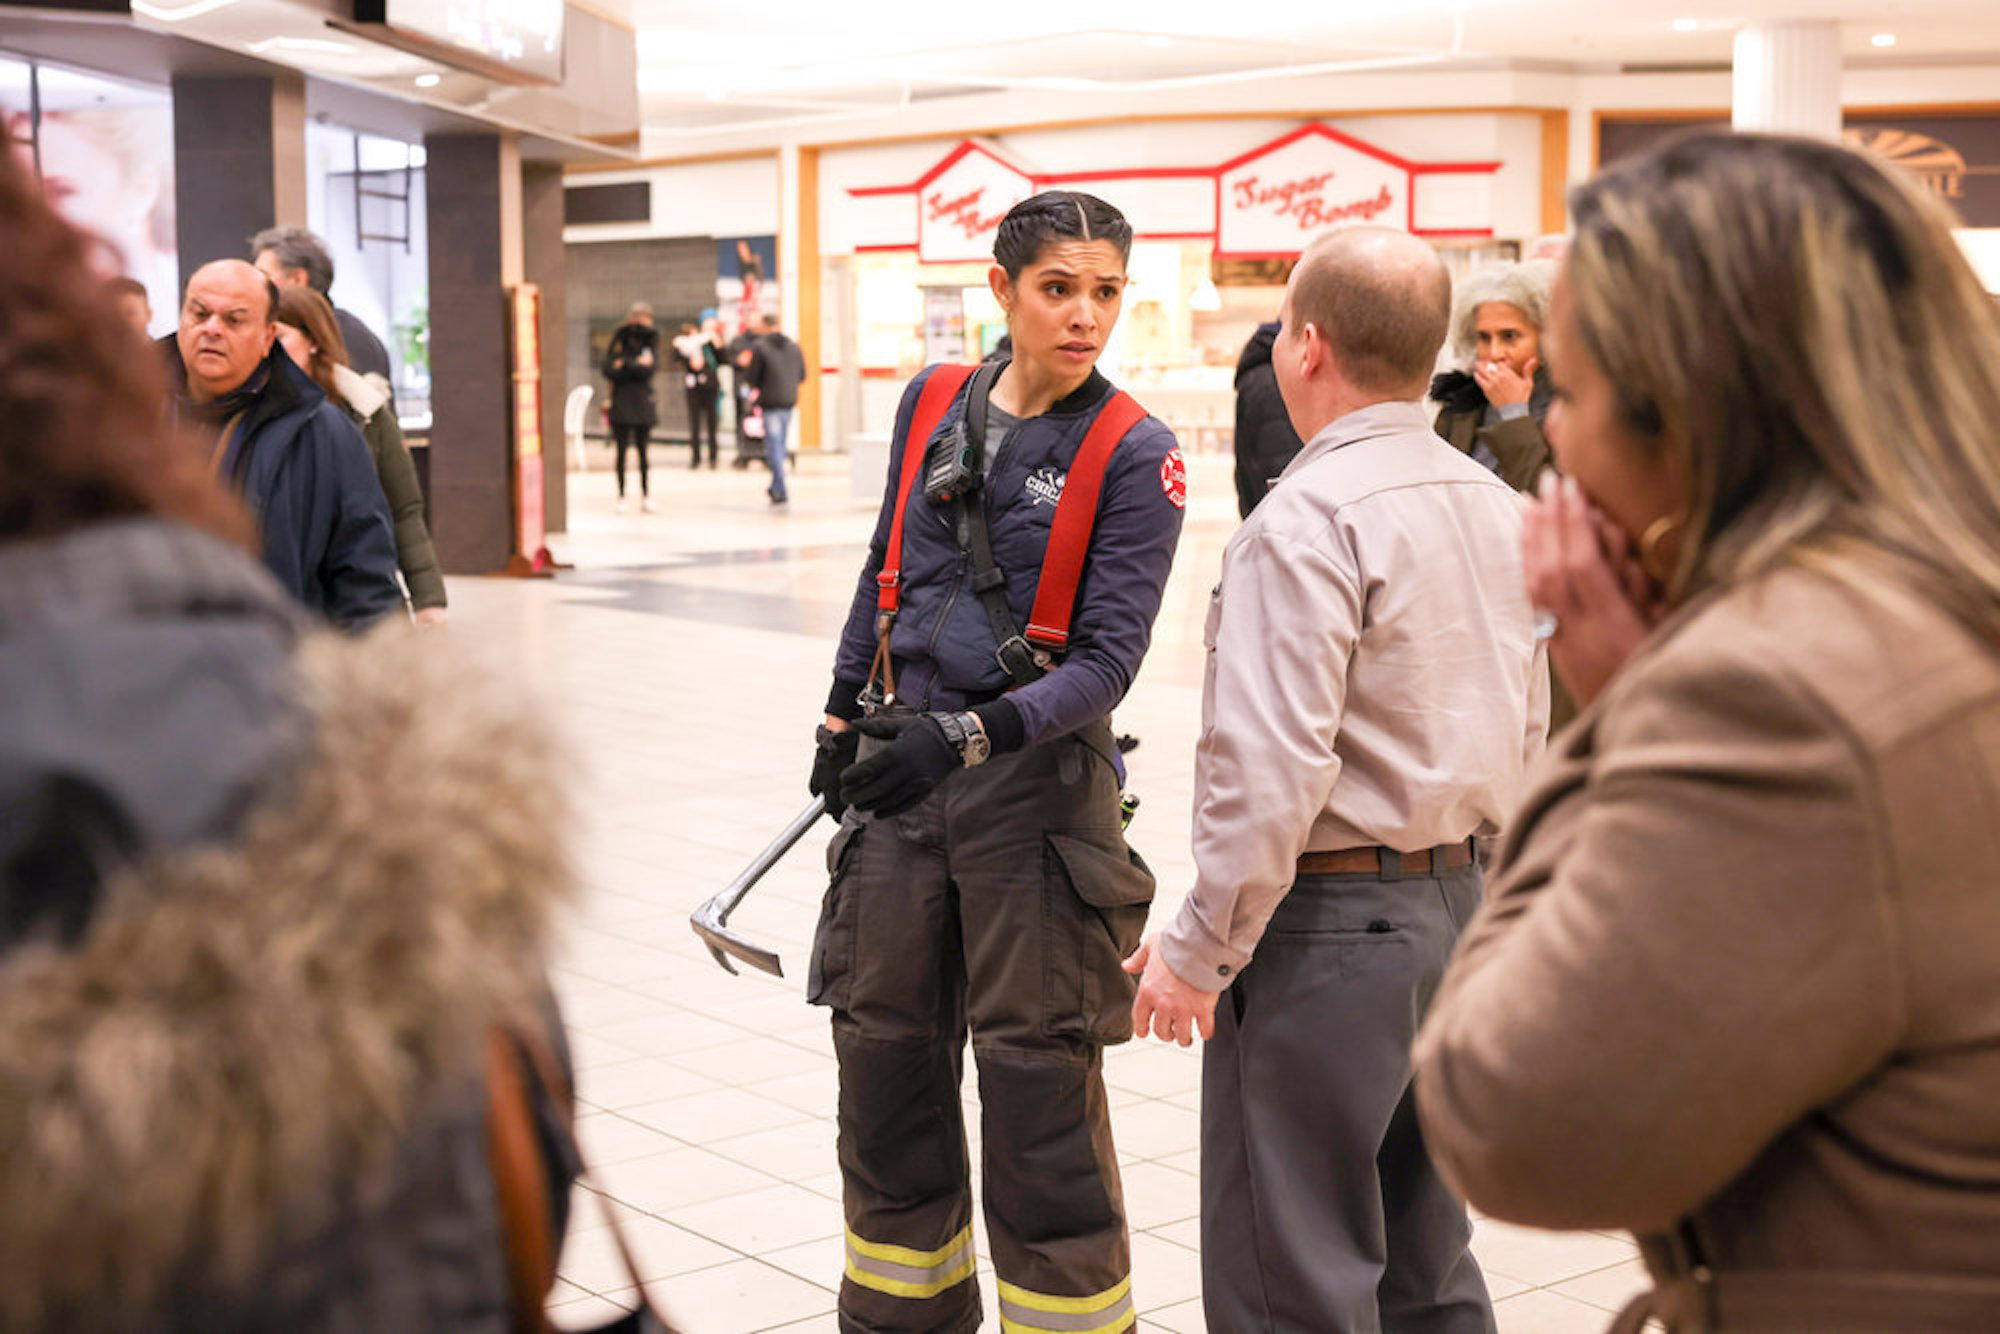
[
  {"left": 166, "top": 259, "right": 402, "bottom": 631},
  {"left": 1231, "top": 319, "right": 1305, "bottom": 519},
  {"left": 1429, "top": 262, "right": 1557, "bottom": 493},
  {"left": 107, "top": 275, "right": 152, "bottom": 337},
  {"left": 249, "top": 226, "right": 395, "bottom": 388},
  {"left": 674, "top": 321, "right": 721, "bottom": 469},
  {"left": 602, "top": 302, "right": 659, "bottom": 513},
  {"left": 744, "top": 314, "right": 806, "bottom": 506},
  {"left": 274, "top": 285, "right": 448, "bottom": 626}
]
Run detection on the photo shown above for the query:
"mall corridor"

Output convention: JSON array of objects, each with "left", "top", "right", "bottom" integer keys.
[{"left": 448, "top": 451, "right": 1644, "bottom": 1332}]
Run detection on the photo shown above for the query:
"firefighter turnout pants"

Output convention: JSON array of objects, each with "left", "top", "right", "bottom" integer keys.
[{"left": 809, "top": 716, "right": 1154, "bottom": 1334}]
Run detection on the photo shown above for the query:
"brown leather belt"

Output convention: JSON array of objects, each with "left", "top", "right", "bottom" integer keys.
[{"left": 1296, "top": 842, "right": 1475, "bottom": 876}]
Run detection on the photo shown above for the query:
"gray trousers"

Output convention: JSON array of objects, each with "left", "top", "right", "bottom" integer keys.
[{"left": 1201, "top": 855, "right": 1496, "bottom": 1334}]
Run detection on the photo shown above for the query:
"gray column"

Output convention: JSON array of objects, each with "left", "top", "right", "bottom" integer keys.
[
  {"left": 423, "top": 132, "right": 519, "bottom": 573},
  {"left": 523, "top": 161, "right": 568, "bottom": 533},
  {"left": 1733, "top": 21, "right": 1842, "bottom": 139},
  {"left": 169, "top": 73, "right": 307, "bottom": 285}
]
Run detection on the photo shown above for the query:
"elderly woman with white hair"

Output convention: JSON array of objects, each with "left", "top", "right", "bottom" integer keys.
[{"left": 1430, "top": 260, "right": 1557, "bottom": 492}]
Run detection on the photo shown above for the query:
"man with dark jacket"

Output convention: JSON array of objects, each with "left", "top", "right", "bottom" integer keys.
[
  {"left": 169, "top": 260, "right": 402, "bottom": 630},
  {"left": 1232, "top": 320, "right": 1305, "bottom": 519},
  {"left": 743, "top": 314, "right": 807, "bottom": 504},
  {"left": 250, "top": 226, "right": 395, "bottom": 386}
]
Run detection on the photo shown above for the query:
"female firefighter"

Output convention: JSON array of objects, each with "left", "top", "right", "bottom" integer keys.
[{"left": 805, "top": 190, "right": 1186, "bottom": 1334}]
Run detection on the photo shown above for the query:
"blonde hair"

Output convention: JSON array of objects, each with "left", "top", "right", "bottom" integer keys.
[
  {"left": 1449, "top": 261, "right": 1553, "bottom": 365},
  {"left": 1566, "top": 131, "right": 2000, "bottom": 636}
]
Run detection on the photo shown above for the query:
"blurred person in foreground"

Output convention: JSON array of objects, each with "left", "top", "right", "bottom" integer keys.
[
  {"left": 0, "top": 126, "right": 578, "bottom": 1329},
  {"left": 1429, "top": 260, "right": 1556, "bottom": 494},
  {"left": 167, "top": 258, "right": 402, "bottom": 630},
  {"left": 275, "top": 284, "right": 449, "bottom": 626},
  {"left": 1414, "top": 131, "right": 2000, "bottom": 1331}
]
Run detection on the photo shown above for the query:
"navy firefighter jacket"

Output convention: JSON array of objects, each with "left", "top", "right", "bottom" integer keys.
[{"left": 830, "top": 362, "right": 1186, "bottom": 747}]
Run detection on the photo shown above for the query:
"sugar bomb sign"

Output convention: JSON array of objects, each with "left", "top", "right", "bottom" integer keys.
[
  {"left": 1218, "top": 126, "right": 1411, "bottom": 258},
  {"left": 917, "top": 144, "right": 1035, "bottom": 265}
]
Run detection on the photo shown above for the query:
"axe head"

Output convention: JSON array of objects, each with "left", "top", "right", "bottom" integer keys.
[{"left": 690, "top": 906, "right": 784, "bottom": 978}]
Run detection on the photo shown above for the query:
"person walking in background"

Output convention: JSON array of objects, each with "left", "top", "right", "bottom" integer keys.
[
  {"left": 1230, "top": 319, "right": 1305, "bottom": 518},
  {"left": 1429, "top": 261, "right": 1557, "bottom": 493},
  {"left": 249, "top": 225, "right": 395, "bottom": 387},
  {"left": 166, "top": 259, "right": 402, "bottom": 630},
  {"left": 602, "top": 301, "right": 659, "bottom": 513},
  {"left": 0, "top": 120, "right": 578, "bottom": 1332},
  {"left": 1416, "top": 131, "right": 2000, "bottom": 1332},
  {"left": 274, "top": 285, "right": 448, "bottom": 626},
  {"left": 1126, "top": 227, "right": 1547, "bottom": 1334},
  {"left": 744, "top": 313, "right": 805, "bottom": 505},
  {"left": 674, "top": 320, "right": 721, "bottom": 468}
]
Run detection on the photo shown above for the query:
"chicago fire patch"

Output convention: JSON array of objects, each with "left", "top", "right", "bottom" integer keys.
[{"left": 1160, "top": 447, "right": 1187, "bottom": 509}]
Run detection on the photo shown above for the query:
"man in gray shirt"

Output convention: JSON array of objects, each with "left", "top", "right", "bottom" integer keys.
[{"left": 1126, "top": 227, "right": 1548, "bottom": 1332}]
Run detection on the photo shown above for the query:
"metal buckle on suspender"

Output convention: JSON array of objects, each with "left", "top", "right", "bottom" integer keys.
[{"left": 994, "top": 634, "right": 1052, "bottom": 681}]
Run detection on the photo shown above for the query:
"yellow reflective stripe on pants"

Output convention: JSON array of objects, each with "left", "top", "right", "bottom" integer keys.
[
  {"left": 844, "top": 1225, "right": 978, "bottom": 1301},
  {"left": 997, "top": 1275, "right": 1135, "bottom": 1334}
]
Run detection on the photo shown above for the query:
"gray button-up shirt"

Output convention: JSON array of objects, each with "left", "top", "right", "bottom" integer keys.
[{"left": 1162, "top": 399, "right": 1550, "bottom": 989}]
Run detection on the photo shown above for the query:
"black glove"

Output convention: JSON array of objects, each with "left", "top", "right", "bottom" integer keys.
[
  {"left": 840, "top": 714, "right": 960, "bottom": 817},
  {"left": 810, "top": 724, "right": 861, "bottom": 820}
]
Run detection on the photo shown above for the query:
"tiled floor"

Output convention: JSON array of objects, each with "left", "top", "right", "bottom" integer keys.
[{"left": 442, "top": 441, "right": 1643, "bottom": 1332}]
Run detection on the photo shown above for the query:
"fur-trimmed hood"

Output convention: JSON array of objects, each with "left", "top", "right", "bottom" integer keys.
[
  {"left": 1429, "top": 365, "right": 1553, "bottom": 420},
  {"left": 0, "top": 522, "right": 573, "bottom": 1328}
]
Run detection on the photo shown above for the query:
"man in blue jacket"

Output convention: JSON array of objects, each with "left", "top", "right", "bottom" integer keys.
[{"left": 169, "top": 260, "right": 402, "bottom": 630}]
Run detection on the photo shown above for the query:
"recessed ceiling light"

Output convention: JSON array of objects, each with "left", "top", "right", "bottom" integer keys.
[
  {"left": 1671, "top": 17, "right": 1698, "bottom": 33},
  {"left": 1871, "top": 32, "right": 1897, "bottom": 47},
  {"left": 414, "top": 73, "right": 441, "bottom": 88}
]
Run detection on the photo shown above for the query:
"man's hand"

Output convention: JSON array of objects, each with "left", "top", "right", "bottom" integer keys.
[{"left": 1125, "top": 934, "right": 1221, "bottom": 1047}]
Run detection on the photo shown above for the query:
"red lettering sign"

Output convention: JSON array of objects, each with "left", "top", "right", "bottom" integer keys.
[
  {"left": 925, "top": 185, "right": 1011, "bottom": 242},
  {"left": 1231, "top": 173, "right": 1396, "bottom": 232}
]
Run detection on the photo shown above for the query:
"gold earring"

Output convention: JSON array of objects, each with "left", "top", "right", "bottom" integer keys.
[{"left": 1638, "top": 514, "right": 1684, "bottom": 582}]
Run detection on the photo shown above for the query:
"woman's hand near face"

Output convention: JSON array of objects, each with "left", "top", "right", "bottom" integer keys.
[
  {"left": 1475, "top": 355, "right": 1539, "bottom": 407},
  {"left": 1524, "top": 473, "right": 1663, "bottom": 708}
]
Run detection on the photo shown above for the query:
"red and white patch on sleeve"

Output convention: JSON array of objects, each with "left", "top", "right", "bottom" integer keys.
[{"left": 1159, "top": 447, "right": 1187, "bottom": 509}]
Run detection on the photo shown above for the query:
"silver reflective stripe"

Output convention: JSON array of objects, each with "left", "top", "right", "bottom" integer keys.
[
  {"left": 996, "top": 1276, "right": 1135, "bottom": 1334},
  {"left": 844, "top": 1226, "right": 977, "bottom": 1300}
]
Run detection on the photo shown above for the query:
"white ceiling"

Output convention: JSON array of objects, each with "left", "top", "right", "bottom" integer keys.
[{"left": 629, "top": 0, "right": 2000, "bottom": 140}]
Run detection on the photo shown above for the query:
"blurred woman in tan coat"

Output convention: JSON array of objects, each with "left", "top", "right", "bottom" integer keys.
[{"left": 1414, "top": 131, "right": 2000, "bottom": 1330}]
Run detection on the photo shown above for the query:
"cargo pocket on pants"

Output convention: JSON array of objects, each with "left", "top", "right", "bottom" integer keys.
[
  {"left": 1043, "top": 832, "right": 1157, "bottom": 1043},
  {"left": 807, "top": 819, "right": 866, "bottom": 1009}
]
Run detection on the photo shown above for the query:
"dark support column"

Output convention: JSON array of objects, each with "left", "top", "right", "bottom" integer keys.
[
  {"left": 170, "top": 74, "right": 306, "bottom": 287},
  {"left": 522, "top": 161, "right": 568, "bottom": 532},
  {"left": 424, "top": 133, "right": 515, "bottom": 573}
]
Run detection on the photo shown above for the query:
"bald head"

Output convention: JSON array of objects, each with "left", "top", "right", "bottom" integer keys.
[
  {"left": 1285, "top": 227, "right": 1450, "bottom": 401},
  {"left": 178, "top": 259, "right": 281, "bottom": 402}
]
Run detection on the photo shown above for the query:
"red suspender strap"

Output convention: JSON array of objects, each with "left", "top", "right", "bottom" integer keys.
[
  {"left": 1024, "top": 390, "right": 1149, "bottom": 652},
  {"left": 877, "top": 364, "right": 977, "bottom": 618}
]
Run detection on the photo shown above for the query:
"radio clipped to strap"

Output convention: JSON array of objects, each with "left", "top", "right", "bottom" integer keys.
[{"left": 872, "top": 363, "right": 1151, "bottom": 697}]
